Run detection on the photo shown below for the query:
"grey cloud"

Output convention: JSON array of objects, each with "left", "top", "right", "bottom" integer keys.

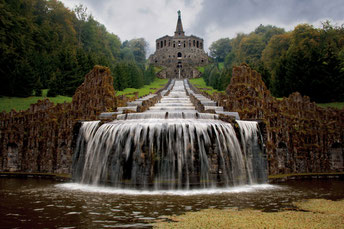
[
  {"left": 60, "top": 0, "right": 344, "bottom": 52},
  {"left": 138, "top": 8, "right": 153, "bottom": 15},
  {"left": 190, "top": 0, "right": 344, "bottom": 38}
]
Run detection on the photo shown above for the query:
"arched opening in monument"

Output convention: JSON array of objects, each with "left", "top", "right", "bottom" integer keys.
[
  {"left": 193, "top": 40, "right": 195, "bottom": 46},
  {"left": 161, "top": 40, "right": 163, "bottom": 48},
  {"left": 197, "top": 40, "right": 199, "bottom": 48},
  {"left": 177, "top": 61, "right": 182, "bottom": 68},
  {"left": 177, "top": 52, "right": 182, "bottom": 58}
]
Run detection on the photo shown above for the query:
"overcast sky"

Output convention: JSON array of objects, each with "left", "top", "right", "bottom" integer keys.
[{"left": 60, "top": 0, "right": 344, "bottom": 55}]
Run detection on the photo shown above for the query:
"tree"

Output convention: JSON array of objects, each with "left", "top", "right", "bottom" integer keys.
[
  {"left": 127, "top": 38, "right": 148, "bottom": 65},
  {"left": 144, "top": 65, "right": 156, "bottom": 85},
  {"left": 0, "top": 0, "right": 122, "bottom": 97},
  {"left": 209, "top": 38, "right": 231, "bottom": 62},
  {"left": 120, "top": 47, "right": 135, "bottom": 62},
  {"left": 73, "top": 4, "right": 88, "bottom": 47}
]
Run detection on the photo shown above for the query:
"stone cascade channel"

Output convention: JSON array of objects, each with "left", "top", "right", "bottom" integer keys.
[
  {"left": 184, "top": 79, "right": 241, "bottom": 120},
  {"left": 116, "top": 80, "right": 223, "bottom": 120},
  {"left": 74, "top": 80, "right": 267, "bottom": 190},
  {"left": 100, "top": 79, "right": 239, "bottom": 120}
]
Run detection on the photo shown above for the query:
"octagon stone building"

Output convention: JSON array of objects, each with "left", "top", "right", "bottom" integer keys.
[{"left": 149, "top": 11, "right": 209, "bottom": 79}]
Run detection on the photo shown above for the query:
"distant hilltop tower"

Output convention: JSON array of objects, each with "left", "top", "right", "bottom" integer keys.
[{"left": 149, "top": 10, "right": 209, "bottom": 79}]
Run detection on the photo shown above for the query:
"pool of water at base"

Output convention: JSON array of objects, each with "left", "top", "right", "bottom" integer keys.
[{"left": 1, "top": 178, "right": 344, "bottom": 228}]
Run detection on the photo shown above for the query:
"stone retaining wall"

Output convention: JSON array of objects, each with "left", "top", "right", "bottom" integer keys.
[
  {"left": 211, "top": 64, "right": 344, "bottom": 175},
  {"left": 0, "top": 66, "right": 117, "bottom": 174}
]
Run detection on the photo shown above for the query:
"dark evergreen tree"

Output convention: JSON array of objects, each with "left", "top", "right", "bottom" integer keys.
[{"left": 144, "top": 65, "right": 156, "bottom": 85}]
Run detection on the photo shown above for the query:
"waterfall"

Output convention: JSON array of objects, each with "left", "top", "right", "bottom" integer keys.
[
  {"left": 72, "top": 80, "right": 267, "bottom": 190},
  {"left": 236, "top": 120, "right": 268, "bottom": 184}
]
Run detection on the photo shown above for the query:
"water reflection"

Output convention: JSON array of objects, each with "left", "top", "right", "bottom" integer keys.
[{"left": 1, "top": 178, "right": 344, "bottom": 228}]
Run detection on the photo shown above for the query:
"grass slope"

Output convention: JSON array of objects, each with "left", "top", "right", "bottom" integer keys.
[
  {"left": 116, "top": 78, "right": 169, "bottom": 98},
  {"left": 0, "top": 89, "right": 72, "bottom": 113},
  {"left": 277, "top": 99, "right": 344, "bottom": 109},
  {"left": 189, "top": 77, "right": 223, "bottom": 95},
  {"left": 197, "top": 62, "right": 224, "bottom": 74},
  {"left": 317, "top": 102, "right": 344, "bottom": 109},
  {"left": 0, "top": 78, "right": 169, "bottom": 113}
]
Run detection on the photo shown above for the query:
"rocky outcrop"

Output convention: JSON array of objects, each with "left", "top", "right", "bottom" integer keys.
[
  {"left": 0, "top": 66, "right": 116, "bottom": 174},
  {"left": 212, "top": 64, "right": 344, "bottom": 175},
  {"left": 72, "top": 66, "right": 117, "bottom": 118}
]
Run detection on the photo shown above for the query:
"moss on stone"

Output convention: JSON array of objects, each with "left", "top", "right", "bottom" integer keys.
[{"left": 153, "top": 199, "right": 344, "bottom": 229}]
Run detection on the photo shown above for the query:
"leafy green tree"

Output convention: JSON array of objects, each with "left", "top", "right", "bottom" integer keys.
[
  {"left": 209, "top": 38, "right": 231, "bottom": 62},
  {"left": 113, "top": 62, "right": 126, "bottom": 91},
  {"left": 128, "top": 62, "right": 144, "bottom": 89},
  {"left": 0, "top": 0, "right": 122, "bottom": 97},
  {"left": 120, "top": 47, "right": 135, "bottom": 62},
  {"left": 74, "top": 4, "right": 88, "bottom": 47},
  {"left": 144, "top": 65, "right": 156, "bottom": 85}
]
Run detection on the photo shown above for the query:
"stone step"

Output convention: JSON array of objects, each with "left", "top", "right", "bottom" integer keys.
[
  {"left": 215, "top": 111, "right": 240, "bottom": 120},
  {"left": 154, "top": 103, "right": 193, "bottom": 106},
  {"left": 204, "top": 106, "right": 224, "bottom": 112},
  {"left": 149, "top": 106, "right": 195, "bottom": 111},
  {"left": 200, "top": 101, "right": 217, "bottom": 106},
  {"left": 117, "top": 106, "right": 138, "bottom": 112},
  {"left": 127, "top": 101, "right": 143, "bottom": 106},
  {"left": 99, "top": 111, "right": 123, "bottom": 118}
]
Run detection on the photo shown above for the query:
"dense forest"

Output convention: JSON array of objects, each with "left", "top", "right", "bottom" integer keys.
[
  {"left": 207, "top": 23, "right": 344, "bottom": 102},
  {"left": 2, "top": 0, "right": 343, "bottom": 103},
  {"left": 0, "top": 0, "right": 155, "bottom": 97}
]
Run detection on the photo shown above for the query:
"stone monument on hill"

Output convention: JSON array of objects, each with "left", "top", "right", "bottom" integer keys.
[{"left": 149, "top": 10, "right": 209, "bottom": 79}]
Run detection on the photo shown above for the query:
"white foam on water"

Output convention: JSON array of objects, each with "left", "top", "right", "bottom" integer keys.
[{"left": 56, "top": 183, "right": 281, "bottom": 196}]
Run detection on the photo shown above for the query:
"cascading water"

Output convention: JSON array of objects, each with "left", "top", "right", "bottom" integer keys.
[{"left": 72, "top": 80, "right": 267, "bottom": 190}]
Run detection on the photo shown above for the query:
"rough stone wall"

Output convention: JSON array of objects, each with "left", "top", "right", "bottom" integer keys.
[
  {"left": 212, "top": 64, "right": 344, "bottom": 174},
  {"left": 0, "top": 66, "right": 117, "bottom": 174}
]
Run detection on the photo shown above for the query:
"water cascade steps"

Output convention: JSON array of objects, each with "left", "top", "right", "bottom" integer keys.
[{"left": 73, "top": 80, "right": 267, "bottom": 190}]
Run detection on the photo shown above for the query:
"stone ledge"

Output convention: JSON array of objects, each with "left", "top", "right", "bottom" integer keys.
[
  {"left": 0, "top": 172, "right": 71, "bottom": 181},
  {"left": 268, "top": 172, "right": 344, "bottom": 183}
]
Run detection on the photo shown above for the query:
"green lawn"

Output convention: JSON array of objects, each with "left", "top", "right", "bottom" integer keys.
[
  {"left": 0, "top": 78, "right": 169, "bottom": 113},
  {"left": 153, "top": 66, "right": 164, "bottom": 74},
  {"left": 196, "top": 62, "right": 224, "bottom": 74},
  {"left": 317, "top": 102, "right": 344, "bottom": 109},
  {"left": 196, "top": 66, "right": 205, "bottom": 73},
  {"left": 274, "top": 98, "right": 344, "bottom": 109},
  {"left": 0, "top": 89, "right": 72, "bottom": 113},
  {"left": 189, "top": 77, "right": 223, "bottom": 95},
  {"left": 116, "top": 78, "right": 169, "bottom": 98}
]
